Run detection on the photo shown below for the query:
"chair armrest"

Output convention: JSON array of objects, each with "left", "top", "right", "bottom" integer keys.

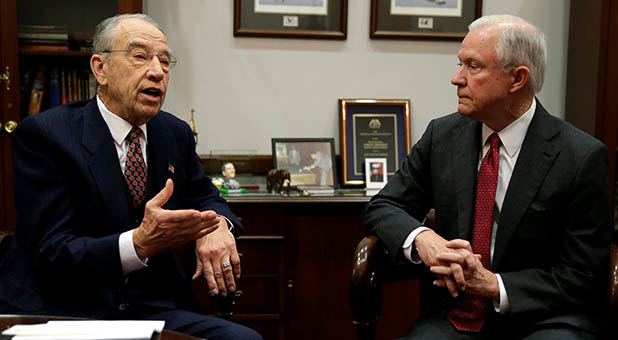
[{"left": 350, "top": 235, "right": 383, "bottom": 340}]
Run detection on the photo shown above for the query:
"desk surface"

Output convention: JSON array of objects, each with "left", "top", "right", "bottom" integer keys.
[{"left": 0, "top": 315, "right": 201, "bottom": 340}]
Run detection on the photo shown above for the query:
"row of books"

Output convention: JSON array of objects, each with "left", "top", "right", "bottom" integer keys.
[
  {"left": 19, "top": 25, "right": 70, "bottom": 46},
  {"left": 21, "top": 66, "right": 96, "bottom": 115},
  {"left": 18, "top": 25, "right": 93, "bottom": 51}
]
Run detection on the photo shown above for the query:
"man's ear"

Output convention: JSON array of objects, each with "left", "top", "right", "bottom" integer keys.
[
  {"left": 509, "top": 66, "right": 530, "bottom": 94},
  {"left": 90, "top": 54, "right": 108, "bottom": 86}
]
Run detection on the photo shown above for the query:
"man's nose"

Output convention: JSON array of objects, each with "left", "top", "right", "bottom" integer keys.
[
  {"left": 146, "top": 56, "right": 165, "bottom": 79},
  {"left": 451, "top": 68, "right": 465, "bottom": 86}
]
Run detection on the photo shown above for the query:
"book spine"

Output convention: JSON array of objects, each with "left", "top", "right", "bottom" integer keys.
[
  {"left": 61, "top": 69, "right": 67, "bottom": 104},
  {"left": 28, "top": 68, "right": 46, "bottom": 115},
  {"left": 49, "top": 67, "right": 61, "bottom": 108}
]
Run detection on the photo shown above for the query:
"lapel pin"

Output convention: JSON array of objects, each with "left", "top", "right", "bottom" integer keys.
[{"left": 168, "top": 164, "right": 175, "bottom": 174}]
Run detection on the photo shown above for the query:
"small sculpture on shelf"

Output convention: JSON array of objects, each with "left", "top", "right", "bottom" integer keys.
[
  {"left": 212, "top": 162, "right": 244, "bottom": 194},
  {"left": 266, "top": 168, "right": 291, "bottom": 195},
  {"left": 220, "top": 162, "right": 240, "bottom": 189}
]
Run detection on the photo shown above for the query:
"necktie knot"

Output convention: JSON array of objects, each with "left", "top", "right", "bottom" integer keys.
[
  {"left": 128, "top": 127, "right": 143, "bottom": 143},
  {"left": 488, "top": 133, "right": 500, "bottom": 150}
]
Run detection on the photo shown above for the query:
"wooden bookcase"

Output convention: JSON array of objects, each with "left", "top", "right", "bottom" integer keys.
[
  {"left": 0, "top": 0, "right": 142, "bottom": 232},
  {"left": 564, "top": 0, "right": 618, "bottom": 229}
]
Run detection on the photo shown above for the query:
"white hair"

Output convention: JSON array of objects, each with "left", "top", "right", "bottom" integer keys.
[
  {"left": 92, "top": 14, "right": 165, "bottom": 54},
  {"left": 469, "top": 15, "right": 547, "bottom": 93}
]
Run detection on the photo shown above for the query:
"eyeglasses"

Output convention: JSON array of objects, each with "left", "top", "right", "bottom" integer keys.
[{"left": 101, "top": 48, "right": 177, "bottom": 71}]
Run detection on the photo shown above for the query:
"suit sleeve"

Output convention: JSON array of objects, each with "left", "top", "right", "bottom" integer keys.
[
  {"left": 175, "top": 121, "right": 244, "bottom": 236},
  {"left": 12, "top": 117, "right": 123, "bottom": 284},
  {"left": 501, "top": 141, "right": 612, "bottom": 319},
  {"left": 363, "top": 120, "right": 436, "bottom": 264}
]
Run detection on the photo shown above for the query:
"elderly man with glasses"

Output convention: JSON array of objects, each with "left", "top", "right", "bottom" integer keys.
[{"left": 0, "top": 13, "right": 261, "bottom": 340}]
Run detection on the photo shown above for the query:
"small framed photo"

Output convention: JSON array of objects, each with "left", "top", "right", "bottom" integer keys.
[
  {"left": 339, "top": 99, "right": 411, "bottom": 186},
  {"left": 271, "top": 138, "right": 337, "bottom": 187},
  {"left": 370, "top": 0, "right": 482, "bottom": 40},
  {"left": 365, "top": 158, "right": 387, "bottom": 189},
  {"left": 234, "top": 0, "right": 348, "bottom": 39}
]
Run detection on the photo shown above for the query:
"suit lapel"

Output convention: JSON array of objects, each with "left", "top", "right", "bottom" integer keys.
[
  {"left": 145, "top": 115, "right": 174, "bottom": 199},
  {"left": 81, "top": 99, "right": 130, "bottom": 232},
  {"left": 491, "top": 103, "right": 560, "bottom": 270},
  {"left": 453, "top": 119, "right": 482, "bottom": 240}
]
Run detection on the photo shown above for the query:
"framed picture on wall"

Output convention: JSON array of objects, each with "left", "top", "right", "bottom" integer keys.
[
  {"left": 271, "top": 138, "right": 337, "bottom": 187},
  {"left": 370, "top": 0, "right": 483, "bottom": 40},
  {"left": 339, "top": 99, "right": 411, "bottom": 186},
  {"left": 234, "top": 0, "right": 348, "bottom": 39}
]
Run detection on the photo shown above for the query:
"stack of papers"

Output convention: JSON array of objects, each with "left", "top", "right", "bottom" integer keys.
[{"left": 2, "top": 320, "right": 165, "bottom": 340}]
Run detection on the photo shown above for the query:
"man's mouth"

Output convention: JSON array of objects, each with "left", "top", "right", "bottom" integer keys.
[{"left": 141, "top": 88, "right": 162, "bottom": 98}]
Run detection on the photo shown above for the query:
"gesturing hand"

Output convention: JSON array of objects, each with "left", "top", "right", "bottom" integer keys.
[
  {"left": 133, "top": 178, "right": 220, "bottom": 259},
  {"left": 192, "top": 219, "right": 241, "bottom": 297}
]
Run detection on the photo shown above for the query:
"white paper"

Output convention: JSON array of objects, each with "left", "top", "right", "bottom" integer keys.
[{"left": 2, "top": 320, "right": 165, "bottom": 340}]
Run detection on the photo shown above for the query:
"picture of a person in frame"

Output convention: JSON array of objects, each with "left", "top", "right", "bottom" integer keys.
[{"left": 370, "top": 162, "right": 384, "bottom": 183}]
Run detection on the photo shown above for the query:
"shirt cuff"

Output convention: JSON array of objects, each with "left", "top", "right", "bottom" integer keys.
[
  {"left": 494, "top": 273, "right": 510, "bottom": 314},
  {"left": 218, "top": 215, "right": 234, "bottom": 232},
  {"left": 402, "top": 226, "right": 431, "bottom": 263},
  {"left": 119, "top": 229, "right": 148, "bottom": 276}
]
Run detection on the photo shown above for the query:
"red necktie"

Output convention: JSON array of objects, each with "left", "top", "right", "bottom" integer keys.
[
  {"left": 447, "top": 133, "right": 500, "bottom": 332},
  {"left": 125, "top": 127, "right": 148, "bottom": 208}
]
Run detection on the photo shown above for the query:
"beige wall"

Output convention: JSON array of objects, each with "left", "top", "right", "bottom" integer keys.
[{"left": 146, "top": 0, "right": 570, "bottom": 155}]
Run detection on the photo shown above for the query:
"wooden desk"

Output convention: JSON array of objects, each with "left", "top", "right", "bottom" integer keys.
[
  {"left": 0, "top": 315, "right": 201, "bottom": 340},
  {"left": 191, "top": 192, "right": 420, "bottom": 340}
]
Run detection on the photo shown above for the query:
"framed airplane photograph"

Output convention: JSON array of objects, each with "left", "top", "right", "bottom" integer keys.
[
  {"left": 370, "top": 0, "right": 482, "bottom": 39},
  {"left": 234, "top": 0, "right": 348, "bottom": 39}
]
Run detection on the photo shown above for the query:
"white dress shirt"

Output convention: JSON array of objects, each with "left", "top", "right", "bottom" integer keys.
[{"left": 402, "top": 99, "right": 537, "bottom": 314}]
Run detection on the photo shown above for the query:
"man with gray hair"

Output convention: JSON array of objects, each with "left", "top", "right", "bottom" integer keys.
[
  {"left": 364, "top": 15, "right": 611, "bottom": 339},
  {"left": 0, "top": 13, "right": 261, "bottom": 339}
]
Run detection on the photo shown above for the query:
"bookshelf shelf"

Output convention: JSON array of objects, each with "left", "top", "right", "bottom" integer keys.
[{"left": 19, "top": 45, "right": 91, "bottom": 57}]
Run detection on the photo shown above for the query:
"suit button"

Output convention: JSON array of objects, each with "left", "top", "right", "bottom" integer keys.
[{"left": 119, "top": 303, "right": 126, "bottom": 311}]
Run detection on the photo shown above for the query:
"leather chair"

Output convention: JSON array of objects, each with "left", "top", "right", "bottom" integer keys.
[
  {"left": 350, "top": 211, "right": 618, "bottom": 340},
  {"left": 0, "top": 231, "right": 238, "bottom": 320}
]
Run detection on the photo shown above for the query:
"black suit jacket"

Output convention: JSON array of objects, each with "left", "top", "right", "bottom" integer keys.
[
  {"left": 363, "top": 101, "right": 612, "bottom": 332},
  {"left": 0, "top": 98, "right": 242, "bottom": 319}
]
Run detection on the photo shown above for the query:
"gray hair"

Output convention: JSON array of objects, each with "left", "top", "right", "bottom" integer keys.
[
  {"left": 93, "top": 13, "right": 165, "bottom": 54},
  {"left": 469, "top": 15, "right": 547, "bottom": 94}
]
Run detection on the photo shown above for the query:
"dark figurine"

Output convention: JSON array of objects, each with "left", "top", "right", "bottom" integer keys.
[{"left": 266, "top": 169, "right": 291, "bottom": 194}]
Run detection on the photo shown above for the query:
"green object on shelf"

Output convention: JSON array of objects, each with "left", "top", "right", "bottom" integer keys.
[{"left": 219, "top": 188, "right": 246, "bottom": 195}]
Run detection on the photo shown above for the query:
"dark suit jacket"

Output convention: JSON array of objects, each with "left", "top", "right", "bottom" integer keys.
[
  {"left": 363, "top": 101, "right": 612, "bottom": 332},
  {"left": 0, "top": 98, "right": 243, "bottom": 320}
]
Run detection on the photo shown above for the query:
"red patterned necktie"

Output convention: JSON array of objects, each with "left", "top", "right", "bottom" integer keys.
[
  {"left": 447, "top": 133, "right": 500, "bottom": 332},
  {"left": 125, "top": 127, "right": 148, "bottom": 208}
]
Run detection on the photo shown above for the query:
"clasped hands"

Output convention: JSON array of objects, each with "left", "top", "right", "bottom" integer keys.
[
  {"left": 414, "top": 230, "right": 500, "bottom": 300},
  {"left": 133, "top": 178, "right": 240, "bottom": 297}
]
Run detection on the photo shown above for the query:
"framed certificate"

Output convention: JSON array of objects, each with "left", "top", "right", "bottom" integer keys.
[
  {"left": 370, "top": 0, "right": 482, "bottom": 40},
  {"left": 234, "top": 0, "right": 348, "bottom": 39},
  {"left": 339, "top": 99, "right": 411, "bottom": 186}
]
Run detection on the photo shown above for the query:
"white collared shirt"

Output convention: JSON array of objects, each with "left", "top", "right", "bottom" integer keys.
[{"left": 403, "top": 99, "right": 537, "bottom": 314}]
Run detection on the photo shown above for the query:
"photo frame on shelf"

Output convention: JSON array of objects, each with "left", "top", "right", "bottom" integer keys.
[
  {"left": 370, "top": 0, "right": 482, "bottom": 40},
  {"left": 339, "top": 99, "right": 411, "bottom": 186},
  {"left": 271, "top": 138, "right": 337, "bottom": 187},
  {"left": 234, "top": 0, "right": 348, "bottom": 39},
  {"left": 365, "top": 158, "right": 388, "bottom": 189}
]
